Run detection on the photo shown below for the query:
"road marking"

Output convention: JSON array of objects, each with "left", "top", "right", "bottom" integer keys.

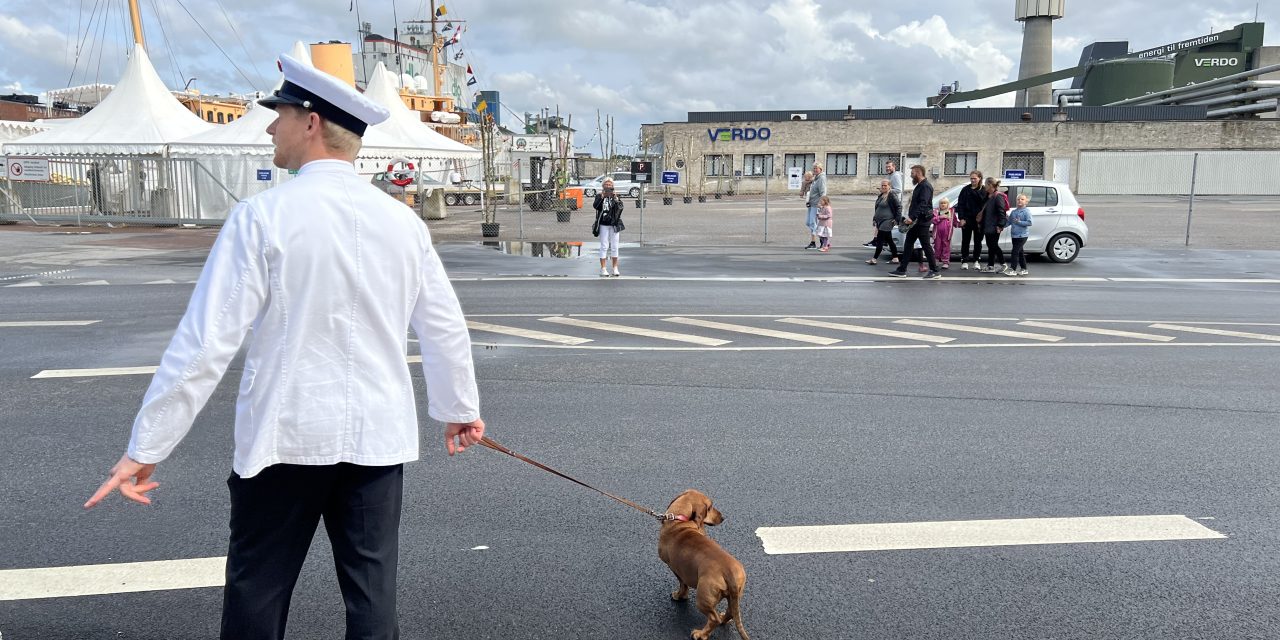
[
  {"left": 77, "top": 280, "right": 110, "bottom": 286},
  {"left": 144, "top": 279, "right": 178, "bottom": 284},
  {"left": 540, "top": 316, "right": 731, "bottom": 346},
  {"left": 466, "top": 320, "right": 593, "bottom": 345},
  {"left": 1017, "top": 321, "right": 1175, "bottom": 342},
  {"left": 778, "top": 317, "right": 954, "bottom": 344},
  {"left": 31, "top": 366, "right": 158, "bottom": 379},
  {"left": 755, "top": 515, "right": 1225, "bottom": 555},
  {"left": 1149, "top": 323, "right": 1280, "bottom": 342},
  {"left": 1109, "top": 278, "right": 1280, "bottom": 284},
  {"left": 663, "top": 317, "right": 840, "bottom": 345},
  {"left": 0, "top": 556, "right": 226, "bottom": 601},
  {"left": 0, "top": 320, "right": 100, "bottom": 328},
  {"left": 5, "top": 281, "right": 42, "bottom": 287},
  {"left": 896, "top": 319, "right": 1064, "bottom": 342},
  {"left": 1034, "top": 319, "right": 1280, "bottom": 326}
]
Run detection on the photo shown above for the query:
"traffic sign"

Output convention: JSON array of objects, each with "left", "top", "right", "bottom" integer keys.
[
  {"left": 631, "top": 160, "right": 652, "bottom": 184},
  {"left": 1004, "top": 169, "right": 1026, "bottom": 179},
  {"left": 661, "top": 171, "right": 679, "bottom": 185}
]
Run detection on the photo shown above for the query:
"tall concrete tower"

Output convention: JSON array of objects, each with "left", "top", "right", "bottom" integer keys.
[{"left": 1014, "top": 0, "right": 1065, "bottom": 107}]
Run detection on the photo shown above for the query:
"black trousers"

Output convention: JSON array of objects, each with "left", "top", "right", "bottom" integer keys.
[
  {"left": 960, "top": 224, "right": 983, "bottom": 262},
  {"left": 984, "top": 232, "right": 1004, "bottom": 267},
  {"left": 896, "top": 225, "right": 937, "bottom": 273},
  {"left": 873, "top": 229, "right": 898, "bottom": 259},
  {"left": 1011, "top": 237, "right": 1028, "bottom": 269},
  {"left": 221, "top": 463, "right": 404, "bottom": 640}
]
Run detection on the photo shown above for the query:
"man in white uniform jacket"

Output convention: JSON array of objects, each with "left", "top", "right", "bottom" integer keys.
[{"left": 85, "top": 54, "right": 486, "bottom": 640}]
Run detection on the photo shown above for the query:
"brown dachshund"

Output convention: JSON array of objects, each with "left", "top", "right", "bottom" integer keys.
[{"left": 658, "top": 490, "right": 749, "bottom": 640}]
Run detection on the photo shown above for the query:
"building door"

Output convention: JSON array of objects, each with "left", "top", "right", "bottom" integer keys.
[{"left": 1053, "top": 158, "right": 1072, "bottom": 186}]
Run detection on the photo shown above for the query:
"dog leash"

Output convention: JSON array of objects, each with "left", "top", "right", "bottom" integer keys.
[{"left": 477, "top": 436, "right": 675, "bottom": 522}]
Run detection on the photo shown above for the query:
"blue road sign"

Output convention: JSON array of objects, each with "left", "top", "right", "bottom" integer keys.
[
  {"left": 257, "top": 169, "right": 273, "bottom": 181},
  {"left": 661, "top": 171, "right": 680, "bottom": 185},
  {"left": 1003, "top": 169, "right": 1026, "bottom": 180}
]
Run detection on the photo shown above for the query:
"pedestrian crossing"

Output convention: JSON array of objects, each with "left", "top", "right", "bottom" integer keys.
[
  {"left": 459, "top": 315, "right": 1280, "bottom": 351},
  {"left": 15, "top": 316, "right": 1280, "bottom": 379}
]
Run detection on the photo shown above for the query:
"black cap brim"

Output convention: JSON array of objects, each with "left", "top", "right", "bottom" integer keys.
[{"left": 257, "top": 91, "right": 306, "bottom": 110}]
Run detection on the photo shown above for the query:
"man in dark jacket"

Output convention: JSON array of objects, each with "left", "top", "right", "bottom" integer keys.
[{"left": 889, "top": 165, "right": 940, "bottom": 279}]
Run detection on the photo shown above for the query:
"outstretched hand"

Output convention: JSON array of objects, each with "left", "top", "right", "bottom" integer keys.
[
  {"left": 85, "top": 454, "right": 159, "bottom": 508},
  {"left": 445, "top": 419, "right": 485, "bottom": 456}
]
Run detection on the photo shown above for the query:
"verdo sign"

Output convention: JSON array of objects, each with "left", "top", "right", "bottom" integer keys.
[{"left": 707, "top": 127, "right": 771, "bottom": 143}]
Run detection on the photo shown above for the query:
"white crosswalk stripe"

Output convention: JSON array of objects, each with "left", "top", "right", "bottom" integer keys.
[
  {"left": 896, "top": 319, "right": 1064, "bottom": 342},
  {"left": 32, "top": 366, "right": 158, "bottom": 379},
  {"left": 540, "top": 316, "right": 731, "bottom": 346},
  {"left": 467, "top": 320, "right": 593, "bottom": 345},
  {"left": 0, "top": 320, "right": 100, "bottom": 328},
  {"left": 663, "top": 317, "right": 840, "bottom": 345},
  {"left": 755, "top": 515, "right": 1225, "bottom": 555},
  {"left": 1149, "top": 323, "right": 1280, "bottom": 342},
  {"left": 777, "top": 317, "right": 954, "bottom": 344},
  {"left": 1017, "top": 321, "right": 1176, "bottom": 342},
  {"left": 0, "top": 557, "right": 226, "bottom": 601}
]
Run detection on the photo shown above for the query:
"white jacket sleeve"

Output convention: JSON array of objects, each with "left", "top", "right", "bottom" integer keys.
[
  {"left": 410, "top": 238, "right": 480, "bottom": 424},
  {"left": 127, "top": 203, "right": 270, "bottom": 463}
]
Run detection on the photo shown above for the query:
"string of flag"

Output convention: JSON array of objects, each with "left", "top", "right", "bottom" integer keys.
[{"left": 430, "top": 5, "right": 492, "bottom": 123}]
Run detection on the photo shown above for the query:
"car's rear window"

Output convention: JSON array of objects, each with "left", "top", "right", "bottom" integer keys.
[{"left": 1009, "top": 186, "right": 1059, "bottom": 208}]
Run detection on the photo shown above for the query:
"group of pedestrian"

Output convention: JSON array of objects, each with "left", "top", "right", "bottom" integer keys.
[{"left": 808, "top": 162, "right": 1034, "bottom": 278}]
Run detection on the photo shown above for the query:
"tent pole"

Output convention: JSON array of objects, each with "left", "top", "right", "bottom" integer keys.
[{"left": 128, "top": 0, "right": 147, "bottom": 49}]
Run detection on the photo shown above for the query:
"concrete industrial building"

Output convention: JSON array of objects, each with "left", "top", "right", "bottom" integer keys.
[
  {"left": 640, "top": 109, "right": 1280, "bottom": 197},
  {"left": 641, "top": 14, "right": 1280, "bottom": 198}
]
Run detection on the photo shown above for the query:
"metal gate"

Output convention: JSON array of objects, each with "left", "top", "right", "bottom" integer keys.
[{"left": 1, "top": 155, "right": 233, "bottom": 225}]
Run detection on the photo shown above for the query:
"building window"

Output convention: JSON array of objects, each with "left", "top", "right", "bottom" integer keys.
[
  {"left": 705, "top": 154, "right": 731, "bottom": 177},
  {"left": 944, "top": 152, "right": 978, "bottom": 176},
  {"left": 1002, "top": 152, "right": 1045, "bottom": 178},
  {"left": 742, "top": 154, "right": 773, "bottom": 177},
  {"left": 783, "top": 153, "right": 816, "bottom": 174},
  {"left": 217, "top": 112, "right": 225, "bottom": 124},
  {"left": 869, "top": 153, "right": 902, "bottom": 176},
  {"left": 826, "top": 153, "right": 857, "bottom": 176},
  {"left": 205, "top": 112, "right": 213, "bottom": 122}
]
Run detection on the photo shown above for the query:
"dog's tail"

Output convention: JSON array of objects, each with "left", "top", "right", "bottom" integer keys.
[{"left": 726, "top": 592, "right": 749, "bottom": 640}]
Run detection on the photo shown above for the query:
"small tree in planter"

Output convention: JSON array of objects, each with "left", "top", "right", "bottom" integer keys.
[{"left": 479, "top": 114, "right": 500, "bottom": 237}]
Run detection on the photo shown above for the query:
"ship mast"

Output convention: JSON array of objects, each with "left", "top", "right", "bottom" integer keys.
[
  {"left": 430, "top": 0, "right": 441, "bottom": 98},
  {"left": 127, "top": 0, "right": 147, "bottom": 48}
]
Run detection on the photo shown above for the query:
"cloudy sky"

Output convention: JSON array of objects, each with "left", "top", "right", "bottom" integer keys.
[{"left": 0, "top": 0, "right": 1273, "bottom": 153}]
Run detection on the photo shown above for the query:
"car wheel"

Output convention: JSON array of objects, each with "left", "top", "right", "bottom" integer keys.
[
  {"left": 444, "top": 193, "right": 458, "bottom": 206},
  {"left": 584, "top": 188, "right": 596, "bottom": 197},
  {"left": 463, "top": 194, "right": 479, "bottom": 206},
  {"left": 628, "top": 187, "right": 640, "bottom": 198},
  {"left": 1046, "top": 233, "right": 1081, "bottom": 263}
]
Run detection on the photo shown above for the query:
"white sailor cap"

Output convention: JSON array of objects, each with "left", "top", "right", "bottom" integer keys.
[{"left": 258, "top": 54, "right": 390, "bottom": 137}]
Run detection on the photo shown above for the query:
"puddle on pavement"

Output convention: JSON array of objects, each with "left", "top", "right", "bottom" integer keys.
[{"left": 481, "top": 241, "right": 641, "bottom": 258}]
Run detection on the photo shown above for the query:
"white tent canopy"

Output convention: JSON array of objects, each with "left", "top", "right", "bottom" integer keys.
[
  {"left": 167, "top": 49, "right": 480, "bottom": 219},
  {"left": 2, "top": 47, "right": 211, "bottom": 156},
  {"left": 361, "top": 62, "right": 480, "bottom": 163}
]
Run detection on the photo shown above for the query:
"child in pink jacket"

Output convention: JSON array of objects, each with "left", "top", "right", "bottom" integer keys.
[
  {"left": 933, "top": 197, "right": 954, "bottom": 269},
  {"left": 816, "top": 196, "right": 834, "bottom": 252}
]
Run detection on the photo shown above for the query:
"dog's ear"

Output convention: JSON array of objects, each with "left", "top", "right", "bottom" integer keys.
[{"left": 691, "top": 499, "right": 709, "bottom": 527}]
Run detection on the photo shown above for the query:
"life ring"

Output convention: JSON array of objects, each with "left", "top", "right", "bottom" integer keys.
[{"left": 387, "top": 158, "right": 416, "bottom": 187}]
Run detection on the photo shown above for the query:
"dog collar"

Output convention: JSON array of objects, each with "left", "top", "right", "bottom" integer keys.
[{"left": 673, "top": 514, "right": 690, "bottom": 522}]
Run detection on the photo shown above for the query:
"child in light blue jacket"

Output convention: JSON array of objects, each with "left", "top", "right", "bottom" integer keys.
[{"left": 1005, "top": 193, "right": 1033, "bottom": 276}]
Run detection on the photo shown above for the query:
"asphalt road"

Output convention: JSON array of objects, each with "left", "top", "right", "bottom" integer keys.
[{"left": 2, "top": 233, "right": 1279, "bottom": 639}]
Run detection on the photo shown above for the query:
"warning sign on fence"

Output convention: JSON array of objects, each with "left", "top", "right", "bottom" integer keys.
[{"left": 5, "top": 157, "right": 51, "bottom": 182}]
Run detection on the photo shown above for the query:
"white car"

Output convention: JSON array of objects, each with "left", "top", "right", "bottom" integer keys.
[
  {"left": 582, "top": 171, "right": 642, "bottom": 198},
  {"left": 892, "top": 178, "right": 1088, "bottom": 263}
]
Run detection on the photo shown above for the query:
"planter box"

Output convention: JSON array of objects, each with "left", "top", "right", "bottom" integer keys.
[
  {"left": 555, "top": 210, "right": 572, "bottom": 223},
  {"left": 662, "top": 197, "right": 673, "bottom": 205},
  {"left": 697, "top": 195, "right": 707, "bottom": 203},
  {"left": 682, "top": 196, "right": 693, "bottom": 204},
  {"left": 481, "top": 222, "right": 500, "bottom": 237}
]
